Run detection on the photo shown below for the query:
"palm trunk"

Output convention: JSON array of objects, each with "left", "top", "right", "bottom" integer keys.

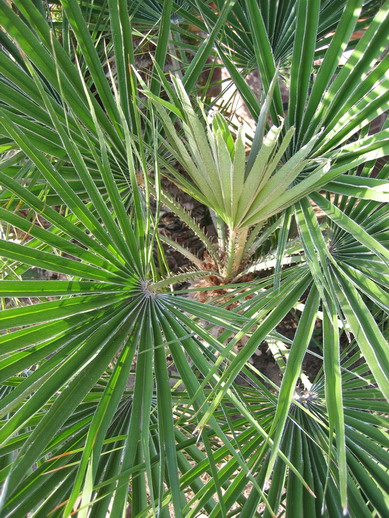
[{"left": 224, "top": 227, "right": 249, "bottom": 282}]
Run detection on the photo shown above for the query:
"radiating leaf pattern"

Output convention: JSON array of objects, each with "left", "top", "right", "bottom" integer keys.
[{"left": 0, "top": 1, "right": 388, "bottom": 517}]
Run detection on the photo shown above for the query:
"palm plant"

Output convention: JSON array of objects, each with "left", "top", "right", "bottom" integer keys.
[
  {"left": 145, "top": 75, "right": 329, "bottom": 283},
  {"left": 0, "top": 1, "right": 388, "bottom": 517}
]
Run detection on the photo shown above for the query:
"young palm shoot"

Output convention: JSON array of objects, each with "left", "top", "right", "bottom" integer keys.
[{"left": 147, "top": 77, "right": 327, "bottom": 282}]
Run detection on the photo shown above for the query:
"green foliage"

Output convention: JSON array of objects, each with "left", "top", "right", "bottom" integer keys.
[{"left": 0, "top": 1, "right": 388, "bottom": 517}]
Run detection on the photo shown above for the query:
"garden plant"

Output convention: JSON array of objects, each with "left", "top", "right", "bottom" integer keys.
[{"left": 0, "top": 1, "right": 388, "bottom": 517}]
